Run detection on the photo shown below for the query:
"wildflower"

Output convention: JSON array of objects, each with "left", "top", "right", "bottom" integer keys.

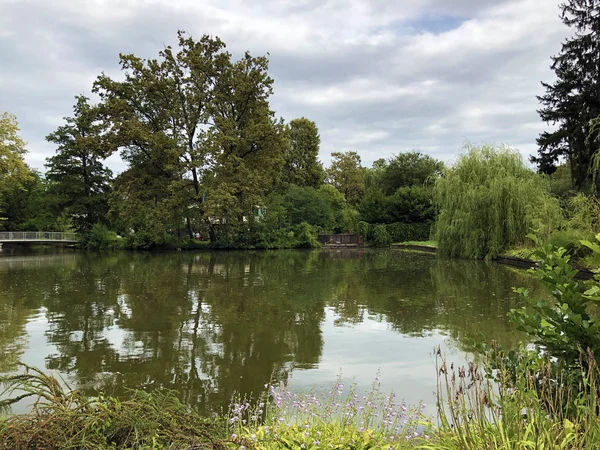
[
  {"left": 251, "top": 434, "right": 257, "bottom": 440},
  {"left": 231, "top": 433, "right": 237, "bottom": 440},
  {"left": 313, "top": 440, "right": 320, "bottom": 446}
]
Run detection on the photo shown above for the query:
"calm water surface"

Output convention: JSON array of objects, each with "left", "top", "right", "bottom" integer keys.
[{"left": 0, "top": 249, "right": 539, "bottom": 415}]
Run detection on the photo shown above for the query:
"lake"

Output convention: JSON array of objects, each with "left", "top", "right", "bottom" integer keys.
[{"left": 0, "top": 248, "right": 539, "bottom": 416}]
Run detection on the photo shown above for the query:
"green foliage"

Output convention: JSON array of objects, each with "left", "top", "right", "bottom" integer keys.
[
  {"left": 435, "top": 348, "right": 600, "bottom": 450},
  {"left": 385, "top": 222, "right": 431, "bottom": 243},
  {"left": 547, "top": 229, "right": 593, "bottom": 259},
  {"left": 282, "top": 186, "right": 334, "bottom": 231},
  {"left": 509, "top": 235, "right": 600, "bottom": 370},
  {"left": 283, "top": 118, "right": 325, "bottom": 188},
  {"left": 373, "top": 224, "right": 391, "bottom": 247},
  {"left": 293, "top": 222, "right": 320, "bottom": 248},
  {"left": 434, "top": 144, "right": 563, "bottom": 259},
  {"left": 377, "top": 151, "right": 444, "bottom": 195},
  {"left": 548, "top": 163, "right": 574, "bottom": 198},
  {"left": 357, "top": 221, "right": 369, "bottom": 241},
  {"left": 359, "top": 187, "right": 436, "bottom": 225},
  {"left": 0, "top": 112, "right": 34, "bottom": 228},
  {"left": 84, "top": 223, "right": 123, "bottom": 250},
  {"left": 326, "top": 151, "right": 366, "bottom": 206},
  {"left": 565, "top": 192, "right": 600, "bottom": 232},
  {"left": 0, "top": 366, "right": 225, "bottom": 449},
  {"left": 46, "top": 96, "right": 113, "bottom": 233}
]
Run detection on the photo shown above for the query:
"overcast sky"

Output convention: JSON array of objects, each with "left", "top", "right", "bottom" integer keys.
[{"left": 0, "top": 0, "right": 569, "bottom": 173}]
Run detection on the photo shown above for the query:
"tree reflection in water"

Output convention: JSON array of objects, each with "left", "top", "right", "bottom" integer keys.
[{"left": 0, "top": 249, "right": 540, "bottom": 414}]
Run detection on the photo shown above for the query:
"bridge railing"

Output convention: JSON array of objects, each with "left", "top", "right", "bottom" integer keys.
[{"left": 0, "top": 231, "right": 81, "bottom": 242}]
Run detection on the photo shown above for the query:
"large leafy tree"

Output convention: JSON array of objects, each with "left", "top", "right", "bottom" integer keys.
[
  {"left": 93, "top": 31, "right": 229, "bottom": 240},
  {"left": 46, "top": 96, "right": 113, "bottom": 232},
  {"left": 282, "top": 118, "right": 324, "bottom": 188},
  {"left": 94, "top": 32, "right": 284, "bottom": 243},
  {"left": 534, "top": 0, "right": 600, "bottom": 190},
  {"left": 202, "top": 52, "right": 286, "bottom": 241},
  {"left": 326, "top": 151, "right": 365, "bottom": 206},
  {"left": 0, "top": 112, "right": 33, "bottom": 229}
]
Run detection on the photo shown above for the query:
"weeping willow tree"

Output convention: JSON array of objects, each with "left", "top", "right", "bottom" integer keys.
[{"left": 434, "top": 144, "right": 563, "bottom": 259}]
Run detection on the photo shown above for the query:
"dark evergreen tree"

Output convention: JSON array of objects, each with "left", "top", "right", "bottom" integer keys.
[
  {"left": 534, "top": 0, "right": 600, "bottom": 191},
  {"left": 46, "top": 96, "right": 113, "bottom": 232}
]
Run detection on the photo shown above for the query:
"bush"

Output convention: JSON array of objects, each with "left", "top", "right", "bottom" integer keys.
[
  {"left": 385, "top": 222, "right": 431, "bottom": 243},
  {"left": 357, "top": 221, "right": 369, "bottom": 242},
  {"left": 509, "top": 234, "right": 600, "bottom": 371},
  {"left": 547, "top": 229, "right": 593, "bottom": 259},
  {"left": 84, "top": 223, "right": 123, "bottom": 250},
  {"left": 294, "top": 222, "right": 320, "bottom": 248},
  {"left": 373, "top": 225, "right": 391, "bottom": 247}
]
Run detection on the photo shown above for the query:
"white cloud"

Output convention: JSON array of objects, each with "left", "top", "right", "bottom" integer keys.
[{"left": 0, "top": 0, "right": 572, "bottom": 172}]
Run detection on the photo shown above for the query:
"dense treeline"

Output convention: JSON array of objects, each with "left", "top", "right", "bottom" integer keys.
[
  {"left": 0, "top": 32, "right": 440, "bottom": 249},
  {"left": 2, "top": 0, "right": 600, "bottom": 254}
]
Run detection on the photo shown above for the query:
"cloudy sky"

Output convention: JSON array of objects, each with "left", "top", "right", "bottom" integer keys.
[{"left": 0, "top": 0, "right": 569, "bottom": 173}]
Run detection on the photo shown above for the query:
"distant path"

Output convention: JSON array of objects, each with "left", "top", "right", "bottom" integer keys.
[{"left": 0, "top": 231, "right": 80, "bottom": 244}]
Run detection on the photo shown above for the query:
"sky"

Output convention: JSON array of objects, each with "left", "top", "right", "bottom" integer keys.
[{"left": 0, "top": 0, "right": 569, "bottom": 174}]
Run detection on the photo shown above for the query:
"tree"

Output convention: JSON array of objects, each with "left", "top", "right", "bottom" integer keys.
[
  {"left": 93, "top": 31, "right": 230, "bottom": 240},
  {"left": 534, "top": 0, "right": 600, "bottom": 191},
  {"left": 94, "top": 32, "right": 284, "bottom": 244},
  {"left": 202, "top": 51, "right": 286, "bottom": 241},
  {"left": 283, "top": 118, "right": 324, "bottom": 188},
  {"left": 378, "top": 152, "right": 443, "bottom": 195},
  {"left": 326, "top": 151, "right": 365, "bottom": 206},
  {"left": 0, "top": 112, "right": 33, "bottom": 229},
  {"left": 434, "top": 144, "right": 563, "bottom": 259},
  {"left": 46, "top": 96, "right": 113, "bottom": 233}
]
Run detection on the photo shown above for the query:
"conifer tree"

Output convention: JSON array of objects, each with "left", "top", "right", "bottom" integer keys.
[{"left": 535, "top": 0, "right": 600, "bottom": 191}]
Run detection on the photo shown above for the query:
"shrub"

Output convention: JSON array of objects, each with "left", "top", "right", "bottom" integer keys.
[
  {"left": 84, "top": 223, "right": 122, "bottom": 250},
  {"left": 509, "top": 235, "right": 600, "bottom": 371},
  {"left": 373, "top": 225, "right": 391, "bottom": 247},
  {"left": 385, "top": 222, "right": 431, "bottom": 243},
  {"left": 357, "top": 221, "right": 369, "bottom": 242},
  {"left": 294, "top": 222, "right": 320, "bottom": 248},
  {"left": 566, "top": 192, "right": 600, "bottom": 232},
  {"left": 547, "top": 229, "right": 593, "bottom": 259}
]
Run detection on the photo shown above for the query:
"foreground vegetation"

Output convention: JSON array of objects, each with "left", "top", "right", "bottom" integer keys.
[{"left": 3, "top": 237, "right": 600, "bottom": 448}]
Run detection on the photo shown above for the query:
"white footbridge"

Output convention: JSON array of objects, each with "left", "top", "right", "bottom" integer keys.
[{"left": 0, "top": 231, "right": 80, "bottom": 245}]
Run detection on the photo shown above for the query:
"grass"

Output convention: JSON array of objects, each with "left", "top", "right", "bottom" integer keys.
[
  {"left": 396, "top": 240, "right": 438, "bottom": 247},
  {"left": 499, "top": 246, "right": 538, "bottom": 261},
  {"left": 0, "top": 366, "right": 227, "bottom": 449}
]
